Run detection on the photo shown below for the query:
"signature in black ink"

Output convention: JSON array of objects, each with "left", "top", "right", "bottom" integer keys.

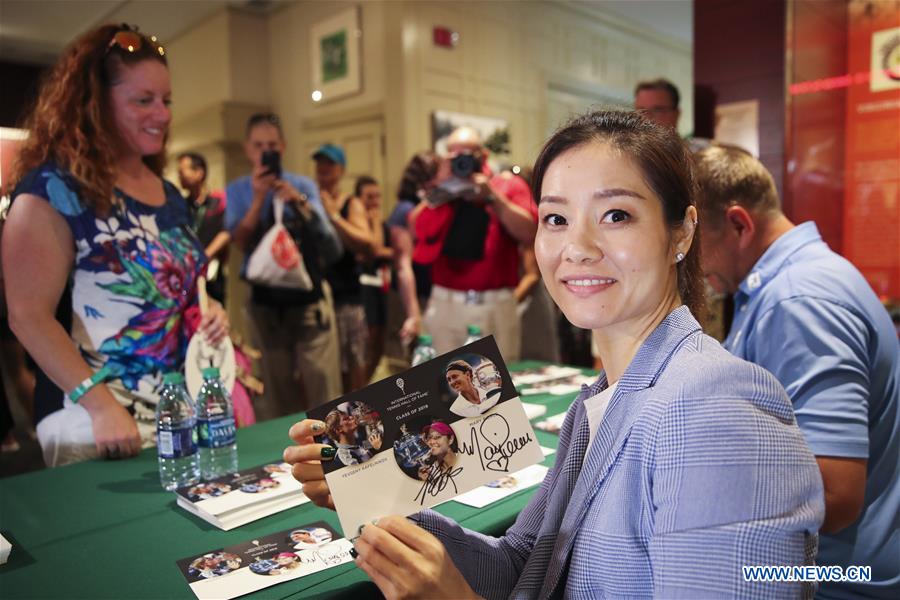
[
  {"left": 459, "top": 413, "right": 534, "bottom": 473},
  {"left": 298, "top": 544, "right": 349, "bottom": 566},
  {"left": 413, "top": 461, "right": 463, "bottom": 505}
]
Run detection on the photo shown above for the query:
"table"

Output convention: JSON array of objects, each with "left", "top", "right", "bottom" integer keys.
[{"left": 0, "top": 362, "right": 590, "bottom": 599}]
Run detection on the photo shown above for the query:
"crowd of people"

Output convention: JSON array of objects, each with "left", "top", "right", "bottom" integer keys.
[{"left": 0, "top": 22, "right": 897, "bottom": 599}]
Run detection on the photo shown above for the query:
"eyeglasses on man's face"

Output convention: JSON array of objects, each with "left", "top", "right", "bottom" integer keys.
[{"left": 638, "top": 106, "right": 677, "bottom": 116}]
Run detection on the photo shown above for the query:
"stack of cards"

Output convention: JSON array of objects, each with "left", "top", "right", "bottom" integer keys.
[
  {"left": 535, "top": 411, "right": 568, "bottom": 434},
  {"left": 521, "top": 402, "right": 547, "bottom": 420},
  {"left": 309, "top": 336, "right": 545, "bottom": 536},
  {"left": 453, "top": 464, "right": 550, "bottom": 508},
  {"left": 175, "top": 462, "right": 309, "bottom": 530},
  {"left": 176, "top": 521, "right": 352, "bottom": 600},
  {"left": 513, "top": 365, "right": 596, "bottom": 397},
  {"left": 511, "top": 365, "right": 583, "bottom": 387}
]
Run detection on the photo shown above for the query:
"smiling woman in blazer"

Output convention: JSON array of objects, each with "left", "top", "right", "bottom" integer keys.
[{"left": 284, "top": 111, "right": 825, "bottom": 599}]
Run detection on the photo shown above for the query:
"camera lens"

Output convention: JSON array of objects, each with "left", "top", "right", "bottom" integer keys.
[{"left": 451, "top": 154, "right": 477, "bottom": 178}]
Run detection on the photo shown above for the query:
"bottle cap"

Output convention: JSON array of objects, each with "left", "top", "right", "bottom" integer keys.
[
  {"left": 163, "top": 372, "right": 185, "bottom": 385},
  {"left": 201, "top": 367, "right": 220, "bottom": 379},
  {"left": 418, "top": 334, "right": 433, "bottom": 345},
  {"left": 466, "top": 325, "right": 481, "bottom": 335}
]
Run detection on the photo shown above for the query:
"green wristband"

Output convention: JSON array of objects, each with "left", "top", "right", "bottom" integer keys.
[{"left": 68, "top": 367, "right": 110, "bottom": 403}]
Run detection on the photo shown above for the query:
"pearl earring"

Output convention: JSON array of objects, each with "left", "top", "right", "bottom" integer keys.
[{"left": 675, "top": 252, "right": 685, "bottom": 263}]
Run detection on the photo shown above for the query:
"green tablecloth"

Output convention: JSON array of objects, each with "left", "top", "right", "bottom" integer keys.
[{"left": 0, "top": 362, "right": 590, "bottom": 599}]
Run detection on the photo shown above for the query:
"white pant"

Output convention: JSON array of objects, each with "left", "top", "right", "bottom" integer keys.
[
  {"left": 423, "top": 286, "right": 521, "bottom": 362},
  {"left": 36, "top": 398, "right": 156, "bottom": 467},
  {"left": 36, "top": 401, "right": 98, "bottom": 467}
]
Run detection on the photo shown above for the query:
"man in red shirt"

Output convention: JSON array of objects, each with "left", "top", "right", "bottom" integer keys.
[{"left": 413, "top": 127, "right": 537, "bottom": 361}]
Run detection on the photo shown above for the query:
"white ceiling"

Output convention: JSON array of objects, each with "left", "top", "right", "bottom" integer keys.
[
  {"left": 0, "top": 0, "right": 692, "bottom": 66},
  {"left": 0, "top": 0, "right": 282, "bottom": 65}
]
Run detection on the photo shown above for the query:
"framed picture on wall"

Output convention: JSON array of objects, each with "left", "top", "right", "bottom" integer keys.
[
  {"left": 310, "top": 7, "right": 362, "bottom": 103},
  {"left": 431, "top": 110, "right": 511, "bottom": 172}
]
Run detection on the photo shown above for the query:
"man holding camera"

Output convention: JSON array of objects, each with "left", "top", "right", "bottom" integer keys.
[
  {"left": 225, "top": 113, "right": 343, "bottom": 419},
  {"left": 413, "top": 127, "right": 537, "bottom": 361}
]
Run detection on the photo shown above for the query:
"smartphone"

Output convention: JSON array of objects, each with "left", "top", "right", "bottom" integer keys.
[{"left": 261, "top": 150, "right": 282, "bottom": 179}]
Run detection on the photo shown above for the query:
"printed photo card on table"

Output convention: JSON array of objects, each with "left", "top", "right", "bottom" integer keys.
[
  {"left": 174, "top": 461, "right": 309, "bottom": 530},
  {"left": 308, "top": 336, "right": 545, "bottom": 536},
  {"left": 176, "top": 521, "right": 352, "bottom": 600}
]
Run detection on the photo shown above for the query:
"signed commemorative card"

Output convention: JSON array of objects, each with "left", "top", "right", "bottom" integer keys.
[
  {"left": 308, "top": 336, "right": 544, "bottom": 536},
  {"left": 176, "top": 521, "right": 352, "bottom": 599}
]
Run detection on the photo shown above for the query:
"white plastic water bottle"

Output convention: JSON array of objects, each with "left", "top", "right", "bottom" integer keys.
[
  {"left": 411, "top": 334, "right": 438, "bottom": 366},
  {"left": 464, "top": 324, "right": 482, "bottom": 345},
  {"left": 156, "top": 372, "right": 200, "bottom": 490},
  {"left": 195, "top": 367, "right": 238, "bottom": 479}
]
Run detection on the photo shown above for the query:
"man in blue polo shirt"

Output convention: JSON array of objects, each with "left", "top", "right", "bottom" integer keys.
[
  {"left": 695, "top": 144, "right": 898, "bottom": 599},
  {"left": 226, "top": 113, "right": 343, "bottom": 420}
]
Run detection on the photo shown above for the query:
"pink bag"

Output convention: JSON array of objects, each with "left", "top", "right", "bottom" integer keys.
[{"left": 231, "top": 347, "right": 257, "bottom": 427}]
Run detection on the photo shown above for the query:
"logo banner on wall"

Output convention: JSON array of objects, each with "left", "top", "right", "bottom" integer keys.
[{"left": 870, "top": 26, "right": 900, "bottom": 92}]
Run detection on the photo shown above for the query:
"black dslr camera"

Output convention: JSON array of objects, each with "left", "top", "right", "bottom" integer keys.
[
  {"left": 426, "top": 152, "right": 489, "bottom": 207},
  {"left": 450, "top": 153, "right": 482, "bottom": 179}
]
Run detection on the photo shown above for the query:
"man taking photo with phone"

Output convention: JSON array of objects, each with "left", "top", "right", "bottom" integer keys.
[{"left": 226, "top": 113, "right": 343, "bottom": 420}]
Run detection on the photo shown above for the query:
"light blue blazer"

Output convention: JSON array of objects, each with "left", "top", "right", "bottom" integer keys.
[{"left": 414, "top": 306, "right": 824, "bottom": 599}]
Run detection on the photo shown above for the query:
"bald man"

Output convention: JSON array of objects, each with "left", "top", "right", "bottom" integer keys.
[
  {"left": 695, "top": 145, "right": 899, "bottom": 598},
  {"left": 413, "top": 127, "right": 537, "bottom": 360}
]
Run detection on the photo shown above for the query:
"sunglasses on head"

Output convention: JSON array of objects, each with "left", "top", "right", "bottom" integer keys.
[{"left": 106, "top": 24, "right": 165, "bottom": 57}]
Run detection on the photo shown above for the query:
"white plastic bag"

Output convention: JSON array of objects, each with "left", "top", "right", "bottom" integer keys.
[{"left": 245, "top": 197, "right": 313, "bottom": 290}]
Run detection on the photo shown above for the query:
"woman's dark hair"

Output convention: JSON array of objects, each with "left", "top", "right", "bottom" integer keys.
[
  {"left": 354, "top": 175, "right": 378, "bottom": 198},
  {"left": 177, "top": 152, "right": 208, "bottom": 181},
  {"left": 397, "top": 150, "right": 440, "bottom": 202},
  {"left": 531, "top": 110, "right": 705, "bottom": 319}
]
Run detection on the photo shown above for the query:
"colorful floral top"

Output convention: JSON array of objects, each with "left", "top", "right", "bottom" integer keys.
[{"left": 16, "top": 162, "right": 206, "bottom": 424}]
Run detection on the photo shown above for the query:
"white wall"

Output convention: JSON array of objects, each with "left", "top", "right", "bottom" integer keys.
[
  {"left": 167, "top": 11, "right": 231, "bottom": 127},
  {"left": 399, "top": 0, "right": 693, "bottom": 172},
  {"left": 268, "top": 0, "right": 390, "bottom": 181},
  {"left": 228, "top": 9, "right": 271, "bottom": 109},
  {"left": 163, "top": 0, "right": 693, "bottom": 334},
  {"left": 167, "top": 0, "right": 692, "bottom": 203}
]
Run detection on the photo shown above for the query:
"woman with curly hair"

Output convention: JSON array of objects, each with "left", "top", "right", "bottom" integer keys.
[{"left": 2, "top": 24, "right": 228, "bottom": 466}]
